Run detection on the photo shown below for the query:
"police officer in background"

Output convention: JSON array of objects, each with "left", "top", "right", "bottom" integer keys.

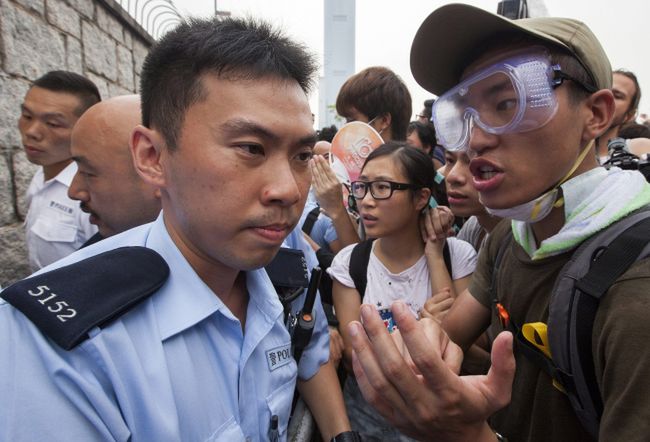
[
  {"left": 19, "top": 71, "right": 100, "bottom": 271},
  {"left": 1, "top": 17, "right": 357, "bottom": 441},
  {"left": 67, "top": 95, "right": 161, "bottom": 245}
]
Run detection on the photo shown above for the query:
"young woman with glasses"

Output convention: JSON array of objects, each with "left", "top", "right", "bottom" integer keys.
[{"left": 328, "top": 141, "right": 477, "bottom": 441}]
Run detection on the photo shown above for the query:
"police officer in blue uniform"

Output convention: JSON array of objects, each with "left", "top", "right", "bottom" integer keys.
[{"left": 0, "top": 16, "right": 358, "bottom": 442}]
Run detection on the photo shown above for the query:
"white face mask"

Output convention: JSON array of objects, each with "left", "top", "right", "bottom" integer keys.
[
  {"left": 485, "top": 187, "right": 559, "bottom": 222},
  {"left": 482, "top": 140, "right": 594, "bottom": 223}
]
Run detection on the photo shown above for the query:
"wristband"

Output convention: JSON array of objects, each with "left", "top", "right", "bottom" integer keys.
[{"left": 331, "top": 430, "right": 362, "bottom": 442}]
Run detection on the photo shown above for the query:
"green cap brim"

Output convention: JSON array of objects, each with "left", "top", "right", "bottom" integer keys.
[{"left": 410, "top": 3, "right": 611, "bottom": 95}]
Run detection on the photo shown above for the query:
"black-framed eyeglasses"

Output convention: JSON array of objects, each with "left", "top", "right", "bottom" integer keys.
[{"left": 350, "top": 180, "right": 420, "bottom": 200}]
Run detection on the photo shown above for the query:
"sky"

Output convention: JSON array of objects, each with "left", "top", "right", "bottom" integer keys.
[{"left": 176, "top": 0, "right": 650, "bottom": 127}]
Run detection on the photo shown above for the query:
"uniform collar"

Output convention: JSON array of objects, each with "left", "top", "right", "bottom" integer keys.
[
  {"left": 50, "top": 161, "right": 77, "bottom": 186},
  {"left": 145, "top": 213, "right": 283, "bottom": 341}
]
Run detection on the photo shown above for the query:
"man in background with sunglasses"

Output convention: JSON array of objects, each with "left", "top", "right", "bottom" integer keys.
[{"left": 346, "top": 4, "right": 650, "bottom": 442}]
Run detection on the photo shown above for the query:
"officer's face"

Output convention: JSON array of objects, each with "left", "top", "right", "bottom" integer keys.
[
  {"left": 69, "top": 99, "right": 160, "bottom": 237},
  {"left": 142, "top": 74, "right": 315, "bottom": 273},
  {"left": 18, "top": 86, "right": 81, "bottom": 170}
]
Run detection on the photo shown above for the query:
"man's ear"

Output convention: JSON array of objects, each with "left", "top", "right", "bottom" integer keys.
[
  {"left": 130, "top": 125, "right": 167, "bottom": 188},
  {"left": 376, "top": 113, "right": 392, "bottom": 134},
  {"left": 584, "top": 89, "right": 615, "bottom": 140}
]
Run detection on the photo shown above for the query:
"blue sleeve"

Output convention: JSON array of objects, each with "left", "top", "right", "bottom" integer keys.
[
  {"left": 323, "top": 217, "right": 339, "bottom": 245},
  {"left": 433, "top": 146, "right": 446, "bottom": 164},
  {"left": 0, "top": 301, "right": 130, "bottom": 441}
]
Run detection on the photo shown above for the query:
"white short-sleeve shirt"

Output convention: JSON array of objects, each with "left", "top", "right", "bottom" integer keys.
[
  {"left": 24, "top": 162, "right": 97, "bottom": 271},
  {"left": 328, "top": 237, "right": 477, "bottom": 316}
]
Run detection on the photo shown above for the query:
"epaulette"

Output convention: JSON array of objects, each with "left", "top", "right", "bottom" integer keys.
[
  {"left": 265, "top": 248, "right": 309, "bottom": 321},
  {"left": 265, "top": 248, "right": 309, "bottom": 293},
  {"left": 1, "top": 246, "right": 169, "bottom": 350}
]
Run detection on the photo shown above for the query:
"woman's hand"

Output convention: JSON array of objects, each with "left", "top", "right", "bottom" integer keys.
[
  {"left": 329, "top": 326, "right": 345, "bottom": 367},
  {"left": 310, "top": 155, "right": 345, "bottom": 218},
  {"left": 420, "top": 206, "right": 454, "bottom": 256}
]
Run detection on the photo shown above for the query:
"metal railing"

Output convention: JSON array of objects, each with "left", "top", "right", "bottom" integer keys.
[{"left": 115, "top": 0, "right": 183, "bottom": 39}]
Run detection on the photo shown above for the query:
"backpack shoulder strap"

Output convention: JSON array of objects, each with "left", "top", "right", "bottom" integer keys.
[
  {"left": 547, "top": 209, "right": 650, "bottom": 438},
  {"left": 302, "top": 206, "right": 321, "bottom": 235},
  {"left": 348, "top": 239, "right": 450, "bottom": 300},
  {"left": 349, "top": 239, "right": 376, "bottom": 299}
]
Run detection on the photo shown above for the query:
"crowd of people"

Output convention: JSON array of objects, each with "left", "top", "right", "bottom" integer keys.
[{"left": 2, "top": 4, "right": 650, "bottom": 442}]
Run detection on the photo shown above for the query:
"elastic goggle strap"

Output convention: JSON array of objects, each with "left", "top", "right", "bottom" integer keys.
[{"left": 530, "top": 140, "right": 595, "bottom": 219}]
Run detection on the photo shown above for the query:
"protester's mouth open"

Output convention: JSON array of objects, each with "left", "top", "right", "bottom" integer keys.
[{"left": 470, "top": 159, "right": 504, "bottom": 192}]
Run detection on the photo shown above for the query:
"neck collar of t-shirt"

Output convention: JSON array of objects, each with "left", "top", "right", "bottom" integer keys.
[
  {"left": 372, "top": 241, "right": 427, "bottom": 279},
  {"left": 512, "top": 167, "right": 650, "bottom": 259}
]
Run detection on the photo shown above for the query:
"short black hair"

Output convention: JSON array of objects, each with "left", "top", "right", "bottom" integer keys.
[
  {"left": 31, "top": 70, "right": 101, "bottom": 115},
  {"left": 407, "top": 121, "right": 437, "bottom": 156},
  {"left": 140, "top": 16, "right": 318, "bottom": 150},
  {"left": 421, "top": 98, "right": 435, "bottom": 120},
  {"left": 317, "top": 125, "right": 338, "bottom": 142},
  {"left": 336, "top": 67, "right": 412, "bottom": 140}
]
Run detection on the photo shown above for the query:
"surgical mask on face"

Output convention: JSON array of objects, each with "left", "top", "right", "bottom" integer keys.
[
  {"left": 485, "top": 187, "right": 560, "bottom": 222},
  {"left": 483, "top": 140, "right": 595, "bottom": 223}
]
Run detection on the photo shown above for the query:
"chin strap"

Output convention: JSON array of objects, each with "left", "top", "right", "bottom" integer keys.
[{"left": 530, "top": 140, "right": 595, "bottom": 220}]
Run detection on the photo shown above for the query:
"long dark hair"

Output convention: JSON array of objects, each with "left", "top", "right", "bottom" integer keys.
[{"left": 362, "top": 141, "right": 435, "bottom": 192}]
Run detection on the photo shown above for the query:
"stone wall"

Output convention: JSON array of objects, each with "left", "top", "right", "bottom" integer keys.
[{"left": 0, "top": 0, "right": 153, "bottom": 287}]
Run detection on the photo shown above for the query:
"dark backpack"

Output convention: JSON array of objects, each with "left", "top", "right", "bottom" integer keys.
[
  {"left": 348, "top": 238, "right": 452, "bottom": 298},
  {"left": 301, "top": 206, "right": 337, "bottom": 322},
  {"left": 491, "top": 209, "right": 650, "bottom": 439},
  {"left": 301, "top": 206, "right": 322, "bottom": 236}
]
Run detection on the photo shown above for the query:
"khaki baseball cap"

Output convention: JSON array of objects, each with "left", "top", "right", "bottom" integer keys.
[{"left": 411, "top": 3, "right": 612, "bottom": 95}]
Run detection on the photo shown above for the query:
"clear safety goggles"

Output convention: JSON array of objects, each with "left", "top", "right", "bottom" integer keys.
[{"left": 432, "top": 49, "right": 595, "bottom": 151}]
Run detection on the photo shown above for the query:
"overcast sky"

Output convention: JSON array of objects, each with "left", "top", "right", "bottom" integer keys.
[{"left": 177, "top": 0, "right": 650, "bottom": 126}]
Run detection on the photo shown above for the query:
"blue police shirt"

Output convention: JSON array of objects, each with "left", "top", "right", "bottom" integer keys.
[
  {"left": 299, "top": 190, "right": 338, "bottom": 250},
  {"left": 0, "top": 213, "right": 329, "bottom": 441}
]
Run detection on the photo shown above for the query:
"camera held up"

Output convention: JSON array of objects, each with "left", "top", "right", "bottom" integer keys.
[{"left": 602, "top": 137, "right": 650, "bottom": 182}]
